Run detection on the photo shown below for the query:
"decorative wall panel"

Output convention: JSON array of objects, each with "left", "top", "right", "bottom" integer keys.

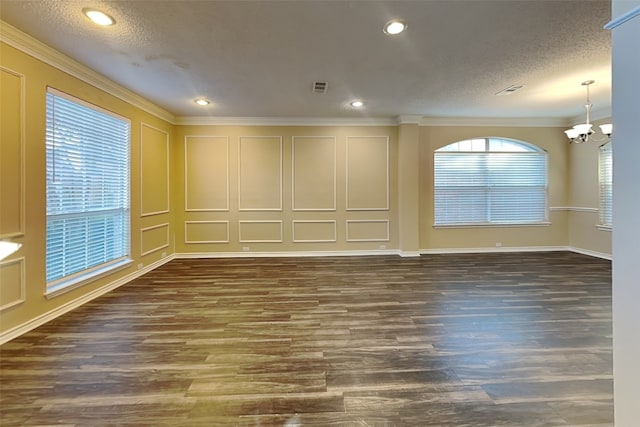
[
  {"left": 185, "top": 221, "right": 230, "bottom": 244},
  {"left": 346, "top": 136, "right": 389, "bottom": 210},
  {"left": 346, "top": 220, "right": 390, "bottom": 242},
  {"left": 185, "top": 136, "right": 229, "bottom": 211},
  {"left": 239, "top": 221, "right": 283, "bottom": 242},
  {"left": 0, "top": 67, "right": 24, "bottom": 237},
  {"left": 238, "top": 136, "right": 282, "bottom": 211},
  {"left": 292, "top": 136, "right": 336, "bottom": 211},
  {"left": 140, "top": 223, "right": 169, "bottom": 256},
  {"left": 140, "top": 124, "right": 169, "bottom": 216},
  {"left": 292, "top": 220, "right": 337, "bottom": 243},
  {"left": 0, "top": 258, "right": 25, "bottom": 311}
]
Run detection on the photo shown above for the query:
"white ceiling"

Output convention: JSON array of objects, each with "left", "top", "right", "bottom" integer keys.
[{"left": 0, "top": 0, "right": 612, "bottom": 122}]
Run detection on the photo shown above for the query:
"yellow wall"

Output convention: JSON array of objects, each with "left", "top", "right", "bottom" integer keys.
[
  {"left": 418, "top": 126, "right": 570, "bottom": 250},
  {"left": 567, "top": 118, "right": 612, "bottom": 256},
  {"left": 173, "top": 125, "right": 399, "bottom": 254},
  {"left": 0, "top": 36, "right": 612, "bottom": 341},
  {"left": 0, "top": 42, "right": 174, "bottom": 338}
]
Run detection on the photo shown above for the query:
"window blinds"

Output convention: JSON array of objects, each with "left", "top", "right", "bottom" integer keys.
[
  {"left": 599, "top": 142, "right": 613, "bottom": 227},
  {"left": 45, "top": 89, "right": 130, "bottom": 286},
  {"left": 434, "top": 151, "right": 548, "bottom": 225}
]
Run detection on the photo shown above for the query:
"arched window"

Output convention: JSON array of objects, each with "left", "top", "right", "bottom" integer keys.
[{"left": 434, "top": 137, "right": 548, "bottom": 226}]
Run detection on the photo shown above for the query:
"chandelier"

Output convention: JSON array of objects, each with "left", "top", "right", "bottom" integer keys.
[{"left": 564, "top": 80, "right": 612, "bottom": 143}]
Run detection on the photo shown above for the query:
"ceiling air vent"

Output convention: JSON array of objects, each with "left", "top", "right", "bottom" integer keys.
[
  {"left": 312, "top": 81, "right": 328, "bottom": 94},
  {"left": 495, "top": 84, "right": 525, "bottom": 96}
]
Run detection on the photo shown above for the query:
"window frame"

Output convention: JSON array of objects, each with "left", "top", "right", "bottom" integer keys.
[
  {"left": 45, "top": 88, "right": 132, "bottom": 297},
  {"left": 433, "top": 137, "right": 549, "bottom": 228}
]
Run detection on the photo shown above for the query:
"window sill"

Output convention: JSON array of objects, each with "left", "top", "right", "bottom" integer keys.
[
  {"left": 596, "top": 224, "right": 612, "bottom": 232},
  {"left": 45, "top": 258, "right": 133, "bottom": 299},
  {"left": 433, "top": 222, "right": 551, "bottom": 229}
]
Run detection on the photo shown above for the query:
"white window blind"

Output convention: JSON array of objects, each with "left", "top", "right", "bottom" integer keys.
[
  {"left": 46, "top": 89, "right": 130, "bottom": 288},
  {"left": 599, "top": 142, "right": 613, "bottom": 227},
  {"left": 434, "top": 138, "right": 548, "bottom": 226}
]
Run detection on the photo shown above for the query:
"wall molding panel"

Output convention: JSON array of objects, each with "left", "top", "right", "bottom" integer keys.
[
  {"left": 292, "top": 136, "right": 337, "bottom": 211},
  {"left": 140, "top": 223, "right": 170, "bottom": 256},
  {"left": 0, "top": 257, "right": 26, "bottom": 312},
  {"left": 184, "top": 136, "right": 230, "bottom": 211},
  {"left": 239, "top": 220, "right": 284, "bottom": 243},
  {"left": 346, "top": 136, "right": 389, "bottom": 211},
  {"left": 292, "top": 220, "right": 337, "bottom": 243},
  {"left": 346, "top": 220, "right": 390, "bottom": 242},
  {"left": 140, "top": 123, "right": 170, "bottom": 217},
  {"left": 185, "top": 221, "right": 230, "bottom": 244},
  {"left": 238, "top": 136, "right": 283, "bottom": 211},
  {"left": 0, "top": 66, "right": 25, "bottom": 238}
]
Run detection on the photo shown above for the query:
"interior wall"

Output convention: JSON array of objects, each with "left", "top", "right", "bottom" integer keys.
[
  {"left": 418, "top": 125, "right": 571, "bottom": 251},
  {"left": 0, "top": 42, "right": 174, "bottom": 339},
  {"left": 610, "top": 1, "right": 640, "bottom": 424},
  {"left": 567, "top": 117, "right": 612, "bottom": 257},
  {"left": 173, "top": 125, "right": 399, "bottom": 255}
]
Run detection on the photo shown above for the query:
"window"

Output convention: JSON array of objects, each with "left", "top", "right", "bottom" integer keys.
[
  {"left": 46, "top": 88, "right": 131, "bottom": 292},
  {"left": 434, "top": 137, "right": 548, "bottom": 226},
  {"left": 598, "top": 142, "right": 612, "bottom": 228}
]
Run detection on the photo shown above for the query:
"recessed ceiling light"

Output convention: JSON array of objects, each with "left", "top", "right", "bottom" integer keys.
[
  {"left": 82, "top": 8, "right": 115, "bottom": 26},
  {"left": 383, "top": 19, "right": 407, "bottom": 35},
  {"left": 350, "top": 100, "right": 364, "bottom": 108},
  {"left": 194, "top": 98, "right": 211, "bottom": 106}
]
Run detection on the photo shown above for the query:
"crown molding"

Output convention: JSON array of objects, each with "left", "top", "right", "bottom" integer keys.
[
  {"left": 0, "top": 20, "right": 176, "bottom": 124},
  {"left": 418, "top": 116, "right": 570, "bottom": 127},
  {"left": 174, "top": 116, "right": 398, "bottom": 126},
  {"left": 605, "top": 5, "right": 640, "bottom": 30},
  {"left": 396, "top": 115, "right": 423, "bottom": 125}
]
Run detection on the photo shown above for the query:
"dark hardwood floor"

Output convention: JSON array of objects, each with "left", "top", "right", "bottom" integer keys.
[{"left": 0, "top": 252, "right": 612, "bottom": 426}]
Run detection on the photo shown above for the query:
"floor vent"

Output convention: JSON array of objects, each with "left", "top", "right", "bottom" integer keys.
[{"left": 312, "top": 81, "right": 328, "bottom": 94}]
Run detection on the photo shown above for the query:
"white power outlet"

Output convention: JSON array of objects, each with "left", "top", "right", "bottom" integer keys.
[
  {"left": 137, "top": 263, "right": 143, "bottom": 270},
  {"left": 242, "top": 247, "right": 250, "bottom": 252},
  {"left": 161, "top": 251, "right": 167, "bottom": 258},
  {"left": 379, "top": 245, "right": 387, "bottom": 250},
  {"left": 496, "top": 242, "right": 502, "bottom": 248}
]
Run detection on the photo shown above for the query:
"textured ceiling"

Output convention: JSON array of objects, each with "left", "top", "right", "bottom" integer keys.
[{"left": 0, "top": 0, "right": 612, "bottom": 121}]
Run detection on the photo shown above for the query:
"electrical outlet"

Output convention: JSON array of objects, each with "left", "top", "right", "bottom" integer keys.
[
  {"left": 137, "top": 263, "right": 143, "bottom": 270},
  {"left": 242, "top": 247, "right": 250, "bottom": 252},
  {"left": 379, "top": 245, "right": 387, "bottom": 250},
  {"left": 496, "top": 242, "right": 502, "bottom": 248},
  {"left": 161, "top": 252, "right": 167, "bottom": 258}
]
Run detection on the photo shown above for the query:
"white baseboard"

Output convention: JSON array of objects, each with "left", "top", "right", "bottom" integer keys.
[
  {"left": 399, "top": 251, "right": 421, "bottom": 257},
  {"left": 0, "top": 254, "right": 175, "bottom": 345},
  {"left": 420, "top": 245, "right": 611, "bottom": 260},
  {"left": 176, "top": 249, "right": 401, "bottom": 259},
  {"left": 419, "top": 246, "right": 570, "bottom": 255},
  {"left": 568, "top": 246, "right": 612, "bottom": 260}
]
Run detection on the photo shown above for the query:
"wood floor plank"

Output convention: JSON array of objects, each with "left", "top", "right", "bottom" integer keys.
[{"left": 0, "top": 252, "right": 612, "bottom": 426}]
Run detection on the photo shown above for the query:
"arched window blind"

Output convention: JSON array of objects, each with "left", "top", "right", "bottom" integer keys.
[
  {"left": 598, "top": 142, "right": 612, "bottom": 227},
  {"left": 46, "top": 88, "right": 131, "bottom": 290},
  {"left": 434, "top": 138, "right": 548, "bottom": 226}
]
